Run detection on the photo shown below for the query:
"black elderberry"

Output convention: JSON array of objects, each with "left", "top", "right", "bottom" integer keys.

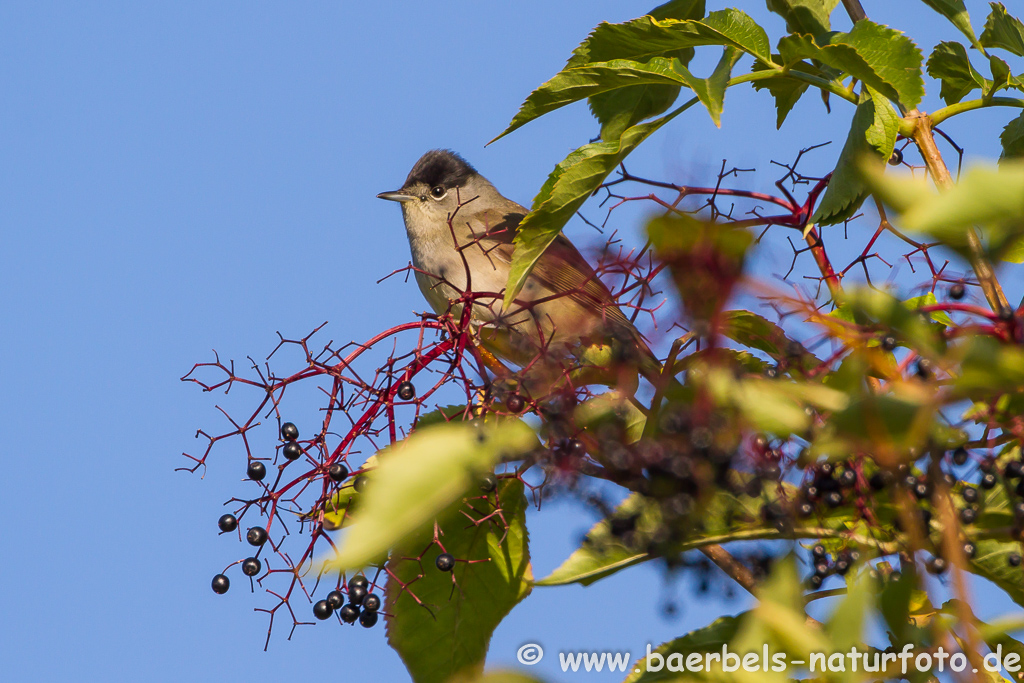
[
  {"left": 479, "top": 473, "right": 497, "bottom": 493},
  {"left": 880, "top": 335, "right": 897, "bottom": 351},
  {"left": 1013, "top": 501, "right": 1024, "bottom": 522},
  {"left": 808, "top": 574, "right": 823, "bottom": 589},
  {"left": 281, "top": 422, "right": 299, "bottom": 441},
  {"left": 339, "top": 604, "right": 359, "bottom": 623},
  {"left": 761, "top": 503, "right": 784, "bottom": 522},
  {"left": 949, "top": 282, "right": 966, "bottom": 300},
  {"left": 283, "top": 442, "right": 303, "bottom": 461},
  {"left": 746, "top": 478, "right": 763, "bottom": 497},
  {"left": 505, "top": 394, "right": 525, "bottom": 413},
  {"left": 396, "top": 381, "right": 415, "bottom": 401},
  {"left": 359, "top": 610, "right": 378, "bottom": 628},
  {"left": 211, "top": 574, "right": 230, "bottom": 594},
  {"left": 888, "top": 148, "right": 904, "bottom": 166},
  {"left": 812, "top": 544, "right": 827, "bottom": 560},
  {"left": 242, "top": 557, "right": 261, "bottom": 577},
  {"left": 348, "top": 575, "right": 369, "bottom": 592},
  {"left": 961, "top": 486, "right": 979, "bottom": 504},
  {"left": 348, "top": 584, "right": 367, "bottom": 606},
  {"left": 362, "top": 594, "right": 381, "bottom": 612},
  {"left": 824, "top": 491, "right": 844, "bottom": 508},
  {"left": 952, "top": 447, "right": 969, "bottom": 466},
  {"left": 838, "top": 469, "right": 857, "bottom": 488},
  {"left": 246, "top": 526, "right": 267, "bottom": 547},
  {"left": 927, "top": 556, "right": 948, "bottom": 575},
  {"left": 981, "top": 472, "right": 998, "bottom": 490},
  {"left": 963, "top": 541, "right": 977, "bottom": 559},
  {"left": 869, "top": 471, "right": 892, "bottom": 491},
  {"left": 218, "top": 514, "right": 238, "bottom": 533},
  {"left": 1005, "top": 460, "right": 1023, "bottom": 480},
  {"left": 797, "top": 501, "right": 815, "bottom": 517},
  {"left": 326, "top": 590, "right": 344, "bottom": 610},
  {"left": 354, "top": 476, "right": 369, "bottom": 492},
  {"left": 313, "top": 600, "right": 333, "bottom": 620},
  {"left": 247, "top": 461, "right": 267, "bottom": 482},
  {"left": 960, "top": 507, "right": 977, "bottom": 524},
  {"left": 1009, "top": 553, "right": 1022, "bottom": 567},
  {"left": 436, "top": 553, "right": 456, "bottom": 572},
  {"left": 328, "top": 463, "right": 349, "bottom": 482}
]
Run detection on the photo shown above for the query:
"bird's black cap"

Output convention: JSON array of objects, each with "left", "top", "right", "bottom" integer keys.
[{"left": 403, "top": 150, "right": 476, "bottom": 190}]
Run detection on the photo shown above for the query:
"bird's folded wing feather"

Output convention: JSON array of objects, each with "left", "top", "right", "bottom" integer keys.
[{"left": 464, "top": 205, "right": 643, "bottom": 342}]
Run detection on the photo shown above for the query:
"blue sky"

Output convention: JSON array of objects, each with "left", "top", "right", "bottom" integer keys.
[{"left": 2, "top": 2, "right": 1021, "bottom": 681}]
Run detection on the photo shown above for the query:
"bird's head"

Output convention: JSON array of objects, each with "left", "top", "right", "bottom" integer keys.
[{"left": 377, "top": 150, "right": 488, "bottom": 227}]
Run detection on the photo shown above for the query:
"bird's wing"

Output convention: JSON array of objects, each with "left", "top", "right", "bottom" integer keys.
[{"left": 465, "top": 205, "right": 640, "bottom": 339}]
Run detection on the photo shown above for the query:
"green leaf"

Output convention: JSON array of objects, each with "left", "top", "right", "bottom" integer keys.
[
  {"left": 491, "top": 9, "right": 771, "bottom": 143},
  {"left": 840, "top": 288, "right": 945, "bottom": 357},
  {"left": 956, "top": 336, "right": 1024, "bottom": 395},
  {"left": 987, "top": 54, "right": 1012, "bottom": 99},
  {"left": 752, "top": 59, "right": 833, "bottom": 128},
  {"left": 1003, "top": 234, "right": 1024, "bottom": 262},
  {"left": 327, "top": 419, "right": 538, "bottom": 570},
  {"left": 778, "top": 20, "right": 924, "bottom": 109},
  {"left": 690, "top": 46, "right": 742, "bottom": 126},
  {"left": 648, "top": 0, "right": 706, "bottom": 22},
  {"left": 538, "top": 476, "right": 865, "bottom": 586},
  {"left": 903, "top": 292, "right": 955, "bottom": 327},
  {"left": 720, "top": 309, "right": 819, "bottom": 368},
  {"left": 452, "top": 673, "right": 548, "bottom": 683},
  {"left": 879, "top": 569, "right": 916, "bottom": 643},
  {"left": 736, "top": 555, "right": 831, "bottom": 659},
  {"left": 624, "top": 615, "right": 743, "bottom": 682},
  {"left": 926, "top": 41, "right": 989, "bottom": 105},
  {"left": 386, "top": 479, "right": 532, "bottom": 683},
  {"left": 497, "top": 58, "right": 699, "bottom": 141},
  {"left": 811, "top": 87, "right": 899, "bottom": 226},
  {"left": 587, "top": 0, "right": 705, "bottom": 141},
  {"left": 918, "top": 0, "right": 982, "bottom": 49},
  {"left": 970, "top": 539, "right": 1024, "bottom": 608},
  {"left": 981, "top": 2, "right": 1024, "bottom": 56},
  {"left": 766, "top": 0, "right": 839, "bottom": 44},
  {"left": 574, "top": 390, "right": 646, "bottom": 444},
  {"left": 589, "top": 84, "right": 683, "bottom": 142},
  {"left": 502, "top": 103, "right": 695, "bottom": 308},
  {"left": 864, "top": 161, "right": 1024, "bottom": 260},
  {"left": 1000, "top": 110, "right": 1024, "bottom": 161},
  {"left": 568, "top": 9, "right": 771, "bottom": 66},
  {"left": 705, "top": 369, "right": 849, "bottom": 436},
  {"left": 415, "top": 404, "right": 472, "bottom": 429},
  {"left": 826, "top": 571, "right": 873, "bottom": 652}
]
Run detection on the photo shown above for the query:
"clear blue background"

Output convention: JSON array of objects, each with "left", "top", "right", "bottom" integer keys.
[{"left": 2, "top": 2, "right": 1020, "bottom": 681}]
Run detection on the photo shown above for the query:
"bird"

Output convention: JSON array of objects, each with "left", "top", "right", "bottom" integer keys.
[{"left": 377, "top": 149, "right": 664, "bottom": 388}]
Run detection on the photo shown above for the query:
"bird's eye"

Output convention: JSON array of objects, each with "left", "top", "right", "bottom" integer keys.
[{"left": 430, "top": 186, "right": 446, "bottom": 199}]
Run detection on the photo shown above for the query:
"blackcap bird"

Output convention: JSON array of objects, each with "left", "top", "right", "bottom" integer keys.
[{"left": 377, "top": 149, "right": 661, "bottom": 383}]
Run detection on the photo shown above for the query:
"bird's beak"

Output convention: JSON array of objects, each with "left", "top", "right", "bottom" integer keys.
[{"left": 377, "top": 190, "right": 417, "bottom": 203}]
